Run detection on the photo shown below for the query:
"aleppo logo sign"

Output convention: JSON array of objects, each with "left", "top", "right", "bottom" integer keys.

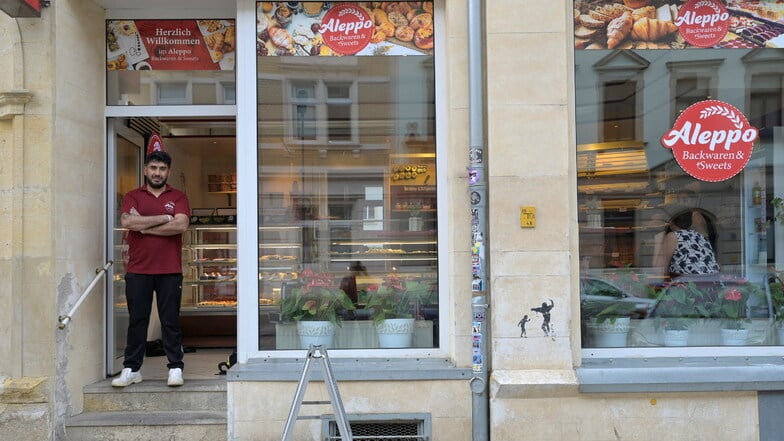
[
  {"left": 661, "top": 100, "right": 758, "bottom": 182},
  {"left": 319, "top": 3, "right": 374, "bottom": 55},
  {"left": 146, "top": 133, "right": 164, "bottom": 155},
  {"left": 676, "top": 0, "right": 730, "bottom": 47}
]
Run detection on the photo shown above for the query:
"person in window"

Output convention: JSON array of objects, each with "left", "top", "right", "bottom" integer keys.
[
  {"left": 339, "top": 261, "right": 368, "bottom": 318},
  {"left": 653, "top": 208, "right": 719, "bottom": 278}
]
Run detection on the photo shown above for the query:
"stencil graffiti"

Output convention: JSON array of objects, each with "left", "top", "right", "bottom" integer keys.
[
  {"left": 531, "top": 299, "right": 555, "bottom": 337},
  {"left": 517, "top": 314, "right": 530, "bottom": 338}
]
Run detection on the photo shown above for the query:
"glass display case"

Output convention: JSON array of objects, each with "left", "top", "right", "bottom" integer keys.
[
  {"left": 184, "top": 226, "right": 238, "bottom": 310},
  {"left": 259, "top": 226, "right": 302, "bottom": 306},
  {"left": 185, "top": 225, "right": 303, "bottom": 309}
]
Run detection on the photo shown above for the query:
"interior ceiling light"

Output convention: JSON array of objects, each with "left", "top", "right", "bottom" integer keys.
[
  {"left": 578, "top": 141, "right": 650, "bottom": 196},
  {"left": 578, "top": 141, "right": 649, "bottom": 179}
]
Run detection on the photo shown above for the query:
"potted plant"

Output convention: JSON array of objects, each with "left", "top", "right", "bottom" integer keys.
[
  {"left": 366, "top": 276, "right": 423, "bottom": 348},
  {"left": 581, "top": 299, "right": 637, "bottom": 347},
  {"left": 280, "top": 269, "right": 355, "bottom": 349},
  {"left": 769, "top": 278, "right": 784, "bottom": 343},
  {"left": 716, "top": 285, "right": 749, "bottom": 345},
  {"left": 651, "top": 282, "right": 701, "bottom": 346}
]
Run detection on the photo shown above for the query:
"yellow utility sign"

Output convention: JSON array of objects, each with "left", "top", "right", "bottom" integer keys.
[{"left": 520, "top": 206, "right": 535, "bottom": 228}]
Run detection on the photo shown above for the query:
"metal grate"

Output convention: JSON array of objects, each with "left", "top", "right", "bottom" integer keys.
[{"left": 323, "top": 414, "right": 430, "bottom": 441}]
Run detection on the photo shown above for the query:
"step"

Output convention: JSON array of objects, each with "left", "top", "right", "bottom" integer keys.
[
  {"left": 65, "top": 410, "right": 227, "bottom": 441},
  {"left": 83, "top": 379, "right": 227, "bottom": 412}
]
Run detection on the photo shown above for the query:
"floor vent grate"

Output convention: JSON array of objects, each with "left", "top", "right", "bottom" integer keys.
[{"left": 323, "top": 413, "right": 430, "bottom": 441}]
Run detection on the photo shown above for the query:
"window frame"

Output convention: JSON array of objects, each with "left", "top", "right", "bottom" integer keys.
[{"left": 242, "top": 0, "right": 450, "bottom": 360}]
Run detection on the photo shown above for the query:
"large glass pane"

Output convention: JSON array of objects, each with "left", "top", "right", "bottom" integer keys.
[
  {"left": 576, "top": 43, "right": 784, "bottom": 349},
  {"left": 257, "top": 2, "right": 438, "bottom": 350}
]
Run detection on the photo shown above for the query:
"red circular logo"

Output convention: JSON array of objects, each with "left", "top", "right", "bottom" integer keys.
[
  {"left": 661, "top": 100, "right": 758, "bottom": 182},
  {"left": 675, "top": 0, "right": 730, "bottom": 47},
  {"left": 318, "top": 4, "right": 374, "bottom": 55}
]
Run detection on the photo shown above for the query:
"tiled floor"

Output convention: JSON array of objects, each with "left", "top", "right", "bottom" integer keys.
[{"left": 131, "top": 348, "right": 234, "bottom": 380}]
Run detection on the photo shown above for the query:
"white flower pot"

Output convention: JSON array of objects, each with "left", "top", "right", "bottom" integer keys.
[
  {"left": 297, "top": 321, "right": 336, "bottom": 349},
  {"left": 720, "top": 328, "right": 749, "bottom": 346},
  {"left": 376, "top": 318, "right": 415, "bottom": 348},
  {"left": 587, "top": 317, "right": 630, "bottom": 348}
]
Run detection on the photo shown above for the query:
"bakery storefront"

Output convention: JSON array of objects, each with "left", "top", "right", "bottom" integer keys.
[
  {"left": 574, "top": 0, "right": 784, "bottom": 350},
  {"left": 107, "top": 1, "right": 443, "bottom": 367}
]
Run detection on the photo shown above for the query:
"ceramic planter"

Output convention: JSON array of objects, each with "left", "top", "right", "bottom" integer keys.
[
  {"left": 376, "top": 318, "right": 415, "bottom": 348},
  {"left": 297, "top": 320, "right": 336, "bottom": 349},
  {"left": 587, "top": 317, "right": 630, "bottom": 348}
]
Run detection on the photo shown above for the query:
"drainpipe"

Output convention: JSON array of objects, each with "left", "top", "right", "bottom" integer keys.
[{"left": 467, "top": 1, "right": 489, "bottom": 441}]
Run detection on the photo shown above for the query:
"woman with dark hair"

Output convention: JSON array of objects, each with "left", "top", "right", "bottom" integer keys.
[{"left": 653, "top": 208, "right": 719, "bottom": 278}]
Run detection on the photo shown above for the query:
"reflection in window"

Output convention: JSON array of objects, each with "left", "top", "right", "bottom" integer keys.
[
  {"left": 257, "top": 51, "right": 438, "bottom": 351},
  {"left": 576, "top": 49, "right": 781, "bottom": 349},
  {"left": 602, "top": 80, "right": 636, "bottom": 141}
]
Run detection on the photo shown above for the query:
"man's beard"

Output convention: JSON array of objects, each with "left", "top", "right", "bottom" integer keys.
[{"left": 145, "top": 176, "right": 168, "bottom": 189}]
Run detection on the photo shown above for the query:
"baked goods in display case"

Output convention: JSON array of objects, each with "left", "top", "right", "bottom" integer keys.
[{"left": 184, "top": 226, "right": 301, "bottom": 310}]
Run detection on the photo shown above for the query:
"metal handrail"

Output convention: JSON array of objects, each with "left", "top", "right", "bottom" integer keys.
[{"left": 58, "top": 261, "right": 113, "bottom": 329}]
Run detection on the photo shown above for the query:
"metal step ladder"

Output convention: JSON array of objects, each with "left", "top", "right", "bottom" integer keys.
[{"left": 281, "top": 345, "right": 353, "bottom": 441}]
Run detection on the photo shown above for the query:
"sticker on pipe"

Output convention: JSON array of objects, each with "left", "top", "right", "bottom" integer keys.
[{"left": 661, "top": 100, "right": 758, "bottom": 182}]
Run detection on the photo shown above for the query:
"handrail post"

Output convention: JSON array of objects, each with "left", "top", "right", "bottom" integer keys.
[{"left": 58, "top": 261, "right": 113, "bottom": 329}]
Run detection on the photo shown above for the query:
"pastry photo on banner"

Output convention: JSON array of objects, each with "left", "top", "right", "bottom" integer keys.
[
  {"left": 574, "top": 0, "right": 784, "bottom": 50},
  {"left": 106, "top": 19, "right": 236, "bottom": 71},
  {"left": 257, "top": 2, "right": 434, "bottom": 57}
]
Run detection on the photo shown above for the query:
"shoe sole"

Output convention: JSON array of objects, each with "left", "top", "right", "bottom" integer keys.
[
  {"left": 167, "top": 381, "right": 184, "bottom": 387},
  {"left": 111, "top": 378, "right": 142, "bottom": 387}
]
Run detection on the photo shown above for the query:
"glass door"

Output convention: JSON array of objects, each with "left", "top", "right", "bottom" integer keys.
[{"left": 106, "top": 118, "right": 144, "bottom": 374}]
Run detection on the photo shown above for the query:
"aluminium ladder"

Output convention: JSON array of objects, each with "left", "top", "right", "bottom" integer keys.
[{"left": 281, "top": 345, "right": 353, "bottom": 441}]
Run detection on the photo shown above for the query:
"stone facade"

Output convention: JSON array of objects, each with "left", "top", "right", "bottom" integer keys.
[
  {"left": 0, "top": 0, "right": 772, "bottom": 440},
  {"left": 0, "top": 2, "right": 105, "bottom": 439}
]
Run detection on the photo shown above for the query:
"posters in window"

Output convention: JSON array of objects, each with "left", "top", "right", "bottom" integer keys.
[
  {"left": 106, "top": 20, "right": 236, "bottom": 71},
  {"left": 257, "top": 2, "right": 434, "bottom": 56},
  {"left": 573, "top": 0, "right": 784, "bottom": 50}
]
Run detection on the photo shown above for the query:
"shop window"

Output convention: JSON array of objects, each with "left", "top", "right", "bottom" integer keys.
[
  {"left": 256, "top": 2, "right": 438, "bottom": 351},
  {"left": 156, "top": 82, "right": 189, "bottom": 105},
  {"left": 576, "top": 45, "right": 781, "bottom": 351}
]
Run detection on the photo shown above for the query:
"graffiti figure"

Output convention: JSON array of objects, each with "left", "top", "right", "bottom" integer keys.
[
  {"left": 517, "top": 314, "right": 531, "bottom": 338},
  {"left": 531, "top": 299, "right": 555, "bottom": 336}
]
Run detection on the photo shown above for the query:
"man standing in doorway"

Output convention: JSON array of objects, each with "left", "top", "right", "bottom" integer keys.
[{"left": 112, "top": 151, "right": 190, "bottom": 387}]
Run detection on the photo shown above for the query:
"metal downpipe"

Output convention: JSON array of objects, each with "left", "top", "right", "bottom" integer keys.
[{"left": 467, "top": 0, "right": 489, "bottom": 440}]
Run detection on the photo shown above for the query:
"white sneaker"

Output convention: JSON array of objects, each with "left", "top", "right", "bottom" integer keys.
[
  {"left": 111, "top": 368, "right": 142, "bottom": 387},
  {"left": 167, "top": 368, "right": 184, "bottom": 387}
]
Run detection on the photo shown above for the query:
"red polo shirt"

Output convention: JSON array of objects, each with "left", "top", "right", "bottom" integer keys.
[{"left": 121, "top": 184, "right": 190, "bottom": 274}]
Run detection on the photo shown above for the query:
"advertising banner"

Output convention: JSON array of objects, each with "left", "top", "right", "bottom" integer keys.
[
  {"left": 106, "top": 19, "right": 236, "bottom": 71},
  {"left": 257, "top": 1, "right": 434, "bottom": 56},
  {"left": 574, "top": 0, "right": 784, "bottom": 50}
]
